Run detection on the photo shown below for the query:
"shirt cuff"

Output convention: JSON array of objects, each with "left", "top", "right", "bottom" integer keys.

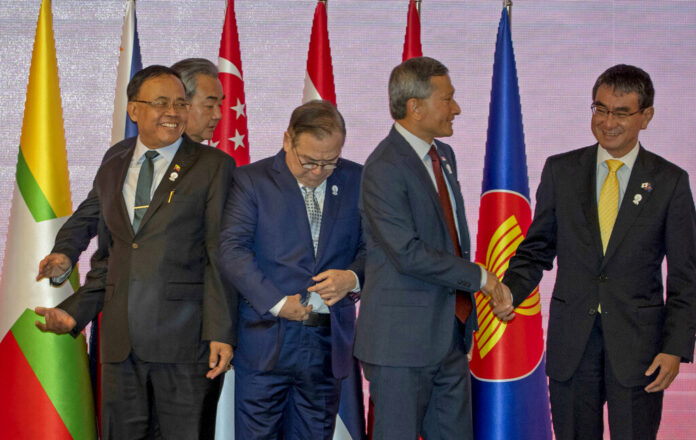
[
  {"left": 479, "top": 265, "right": 487, "bottom": 290},
  {"left": 349, "top": 270, "right": 360, "bottom": 292},
  {"left": 269, "top": 296, "right": 288, "bottom": 317}
]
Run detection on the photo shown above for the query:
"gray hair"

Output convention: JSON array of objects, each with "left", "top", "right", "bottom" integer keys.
[
  {"left": 170, "top": 58, "right": 219, "bottom": 100},
  {"left": 389, "top": 56, "right": 449, "bottom": 120},
  {"left": 287, "top": 100, "right": 346, "bottom": 143},
  {"left": 592, "top": 64, "right": 654, "bottom": 109}
]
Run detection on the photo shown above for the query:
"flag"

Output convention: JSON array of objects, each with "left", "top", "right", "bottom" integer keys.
[
  {"left": 470, "top": 8, "right": 552, "bottom": 440},
  {"left": 110, "top": 0, "right": 142, "bottom": 145},
  {"left": 302, "top": 0, "right": 336, "bottom": 105},
  {"left": 213, "top": 1, "right": 249, "bottom": 437},
  {"left": 0, "top": 1, "right": 96, "bottom": 438},
  {"left": 211, "top": 0, "right": 250, "bottom": 166},
  {"left": 302, "top": 2, "right": 365, "bottom": 439},
  {"left": 402, "top": 0, "right": 422, "bottom": 61}
]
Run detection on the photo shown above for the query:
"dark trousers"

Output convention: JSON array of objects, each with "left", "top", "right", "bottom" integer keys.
[
  {"left": 234, "top": 321, "right": 341, "bottom": 440},
  {"left": 362, "top": 321, "right": 473, "bottom": 440},
  {"left": 101, "top": 352, "right": 222, "bottom": 440},
  {"left": 549, "top": 315, "right": 663, "bottom": 440}
]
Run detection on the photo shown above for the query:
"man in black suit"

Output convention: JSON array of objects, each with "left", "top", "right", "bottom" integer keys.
[
  {"left": 502, "top": 64, "right": 696, "bottom": 439},
  {"left": 354, "top": 56, "right": 513, "bottom": 440},
  {"left": 35, "top": 65, "right": 236, "bottom": 439},
  {"left": 36, "top": 58, "right": 225, "bottom": 282}
]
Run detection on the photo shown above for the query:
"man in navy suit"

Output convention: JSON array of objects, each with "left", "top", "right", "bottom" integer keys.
[
  {"left": 354, "top": 57, "right": 513, "bottom": 440},
  {"left": 503, "top": 64, "right": 696, "bottom": 439},
  {"left": 219, "top": 100, "right": 364, "bottom": 439}
]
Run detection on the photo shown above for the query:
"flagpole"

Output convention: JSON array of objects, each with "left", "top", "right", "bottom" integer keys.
[
  {"left": 415, "top": 0, "right": 421, "bottom": 15},
  {"left": 504, "top": 0, "right": 512, "bottom": 23}
]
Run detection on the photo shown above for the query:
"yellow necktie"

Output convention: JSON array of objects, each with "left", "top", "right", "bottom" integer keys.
[{"left": 598, "top": 159, "right": 624, "bottom": 254}]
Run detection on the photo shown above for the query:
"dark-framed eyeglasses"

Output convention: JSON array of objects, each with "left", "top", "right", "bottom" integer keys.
[
  {"left": 293, "top": 147, "right": 339, "bottom": 171},
  {"left": 591, "top": 104, "right": 643, "bottom": 120},
  {"left": 131, "top": 99, "right": 191, "bottom": 112}
]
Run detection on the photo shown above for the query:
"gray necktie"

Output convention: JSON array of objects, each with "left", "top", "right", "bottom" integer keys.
[
  {"left": 133, "top": 150, "right": 159, "bottom": 232},
  {"left": 302, "top": 186, "right": 322, "bottom": 254}
]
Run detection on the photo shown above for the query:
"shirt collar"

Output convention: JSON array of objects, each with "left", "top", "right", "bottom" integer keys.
[
  {"left": 596, "top": 141, "right": 639, "bottom": 171},
  {"left": 133, "top": 136, "right": 183, "bottom": 165},
  {"left": 297, "top": 178, "right": 327, "bottom": 196},
  {"left": 394, "top": 122, "right": 433, "bottom": 160}
]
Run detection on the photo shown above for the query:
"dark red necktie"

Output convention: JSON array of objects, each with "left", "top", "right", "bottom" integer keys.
[{"left": 427, "top": 145, "right": 473, "bottom": 323}]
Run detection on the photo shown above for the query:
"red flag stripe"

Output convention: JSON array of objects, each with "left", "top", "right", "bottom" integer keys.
[{"left": 305, "top": 1, "right": 336, "bottom": 105}]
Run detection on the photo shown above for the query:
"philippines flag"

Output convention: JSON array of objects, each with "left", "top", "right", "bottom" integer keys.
[
  {"left": 211, "top": 0, "right": 249, "bottom": 166},
  {"left": 470, "top": 8, "right": 552, "bottom": 440},
  {"left": 302, "top": 2, "right": 365, "bottom": 439},
  {"left": 110, "top": 0, "right": 142, "bottom": 144}
]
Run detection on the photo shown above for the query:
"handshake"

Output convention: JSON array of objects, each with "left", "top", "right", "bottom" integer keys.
[{"left": 480, "top": 271, "right": 515, "bottom": 322}]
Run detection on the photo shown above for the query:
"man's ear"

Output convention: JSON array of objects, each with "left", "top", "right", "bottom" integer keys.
[
  {"left": 641, "top": 106, "right": 654, "bottom": 130},
  {"left": 406, "top": 98, "right": 421, "bottom": 121},
  {"left": 282, "top": 131, "right": 292, "bottom": 152},
  {"left": 127, "top": 101, "right": 138, "bottom": 123}
]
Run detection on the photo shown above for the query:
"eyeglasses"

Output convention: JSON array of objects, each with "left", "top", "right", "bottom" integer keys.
[
  {"left": 131, "top": 99, "right": 191, "bottom": 112},
  {"left": 591, "top": 104, "right": 643, "bottom": 120},
  {"left": 292, "top": 147, "right": 339, "bottom": 171}
]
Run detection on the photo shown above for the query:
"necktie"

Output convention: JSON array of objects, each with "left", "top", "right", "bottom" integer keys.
[
  {"left": 133, "top": 150, "right": 159, "bottom": 232},
  {"left": 427, "top": 145, "right": 472, "bottom": 323},
  {"left": 302, "top": 186, "right": 322, "bottom": 255},
  {"left": 598, "top": 159, "right": 624, "bottom": 254}
]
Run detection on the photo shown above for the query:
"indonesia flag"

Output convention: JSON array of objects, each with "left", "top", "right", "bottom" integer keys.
[
  {"left": 211, "top": 0, "right": 249, "bottom": 165},
  {"left": 301, "top": 2, "right": 365, "bottom": 439},
  {"left": 402, "top": 0, "right": 422, "bottom": 61},
  {"left": 110, "top": 0, "right": 142, "bottom": 144},
  {"left": 0, "top": 1, "right": 96, "bottom": 438},
  {"left": 470, "top": 8, "right": 552, "bottom": 440}
]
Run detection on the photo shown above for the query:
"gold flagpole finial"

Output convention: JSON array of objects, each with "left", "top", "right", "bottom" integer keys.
[
  {"left": 415, "top": 0, "right": 422, "bottom": 15},
  {"left": 504, "top": 0, "right": 512, "bottom": 22}
]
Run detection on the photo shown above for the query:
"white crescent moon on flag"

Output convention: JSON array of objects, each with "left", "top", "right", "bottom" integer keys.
[{"left": 218, "top": 56, "right": 243, "bottom": 80}]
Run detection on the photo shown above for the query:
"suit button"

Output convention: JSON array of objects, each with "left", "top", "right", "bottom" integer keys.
[
  {"left": 588, "top": 307, "right": 597, "bottom": 315},
  {"left": 132, "top": 243, "right": 138, "bottom": 249},
  {"left": 599, "top": 274, "right": 608, "bottom": 281}
]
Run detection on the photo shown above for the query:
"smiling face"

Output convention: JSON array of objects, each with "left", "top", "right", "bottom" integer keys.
[
  {"left": 408, "top": 75, "right": 461, "bottom": 144},
  {"left": 186, "top": 74, "right": 224, "bottom": 142},
  {"left": 127, "top": 74, "right": 188, "bottom": 149},
  {"left": 591, "top": 84, "right": 654, "bottom": 158}
]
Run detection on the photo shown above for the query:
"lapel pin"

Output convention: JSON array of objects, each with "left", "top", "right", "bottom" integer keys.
[
  {"left": 445, "top": 164, "right": 453, "bottom": 175},
  {"left": 173, "top": 164, "right": 181, "bottom": 172},
  {"left": 633, "top": 194, "right": 642, "bottom": 205},
  {"left": 169, "top": 171, "right": 179, "bottom": 182},
  {"left": 331, "top": 185, "right": 338, "bottom": 196},
  {"left": 641, "top": 182, "right": 653, "bottom": 192}
]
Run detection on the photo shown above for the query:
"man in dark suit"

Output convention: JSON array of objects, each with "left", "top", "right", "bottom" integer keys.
[
  {"left": 36, "top": 58, "right": 225, "bottom": 282},
  {"left": 502, "top": 64, "right": 696, "bottom": 439},
  {"left": 35, "top": 65, "right": 236, "bottom": 439},
  {"left": 219, "top": 100, "right": 364, "bottom": 439},
  {"left": 354, "top": 56, "right": 513, "bottom": 440}
]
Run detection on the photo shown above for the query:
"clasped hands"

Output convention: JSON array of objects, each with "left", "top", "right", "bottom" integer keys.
[
  {"left": 278, "top": 269, "right": 356, "bottom": 321},
  {"left": 480, "top": 271, "right": 515, "bottom": 322}
]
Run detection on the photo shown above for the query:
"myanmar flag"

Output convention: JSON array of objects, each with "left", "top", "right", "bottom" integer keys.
[{"left": 0, "top": 1, "right": 96, "bottom": 438}]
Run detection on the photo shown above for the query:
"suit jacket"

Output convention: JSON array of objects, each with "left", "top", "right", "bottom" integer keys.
[
  {"left": 219, "top": 150, "right": 365, "bottom": 379},
  {"left": 59, "top": 135, "right": 237, "bottom": 364},
  {"left": 354, "top": 126, "right": 481, "bottom": 368},
  {"left": 505, "top": 144, "right": 696, "bottom": 387}
]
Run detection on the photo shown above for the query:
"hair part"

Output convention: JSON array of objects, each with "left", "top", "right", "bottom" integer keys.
[
  {"left": 287, "top": 100, "right": 346, "bottom": 145},
  {"left": 592, "top": 64, "right": 654, "bottom": 109},
  {"left": 127, "top": 65, "right": 182, "bottom": 101},
  {"left": 170, "top": 58, "right": 219, "bottom": 100},
  {"left": 389, "top": 56, "right": 449, "bottom": 120}
]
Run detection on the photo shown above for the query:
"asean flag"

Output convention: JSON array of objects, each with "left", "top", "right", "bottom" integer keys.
[{"left": 470, "top": 9, "right": 552, "bottom": 440}]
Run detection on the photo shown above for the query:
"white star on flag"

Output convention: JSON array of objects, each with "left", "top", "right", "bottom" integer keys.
[
  {"left": 230, "top": 99, "right": 246, "bottom": 119},
  {"left": 229, "top": 130, "right": 245, "bottom": 150}
]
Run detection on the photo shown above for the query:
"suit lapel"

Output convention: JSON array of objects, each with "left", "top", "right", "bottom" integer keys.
[
  {"left": 316, "top": 167, "right": 343, "bottom": 263},
  {"left": 577, "top": 144, "right": 604, "bottom": 257},
  {"left": 601, "top": 146, "right": 654, "bottom": 267},
  {"left": 101, "top": 139, "right": 137, "bottom": 238},
  {"left": 270, "top": 150, "right": 315, "bottom": 255},
  {"left": 136, "top": 137, "right": 199, "bottom": 234}
]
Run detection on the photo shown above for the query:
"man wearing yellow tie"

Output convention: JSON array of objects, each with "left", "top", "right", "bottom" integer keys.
[{"left": 500, "top": 65, "right": 696, "bottom": 440}]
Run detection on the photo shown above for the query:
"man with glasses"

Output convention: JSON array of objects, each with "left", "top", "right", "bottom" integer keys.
[
  {"left": 35, "top": 65, "right": 236, "bottom": 439},
  {"left": 219, "top": 100, "right": 364, "bottom": 439},
  {"left": 501, "top": 64, "right": 696, "bottom": 439}
]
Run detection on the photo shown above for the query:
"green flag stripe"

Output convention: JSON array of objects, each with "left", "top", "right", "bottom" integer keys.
[
  {"left": 16, "top": 148, "right": 58, "bottom": 222},
  {"left": 12, "top": 309, "right": 96, "bottom": 440}
]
